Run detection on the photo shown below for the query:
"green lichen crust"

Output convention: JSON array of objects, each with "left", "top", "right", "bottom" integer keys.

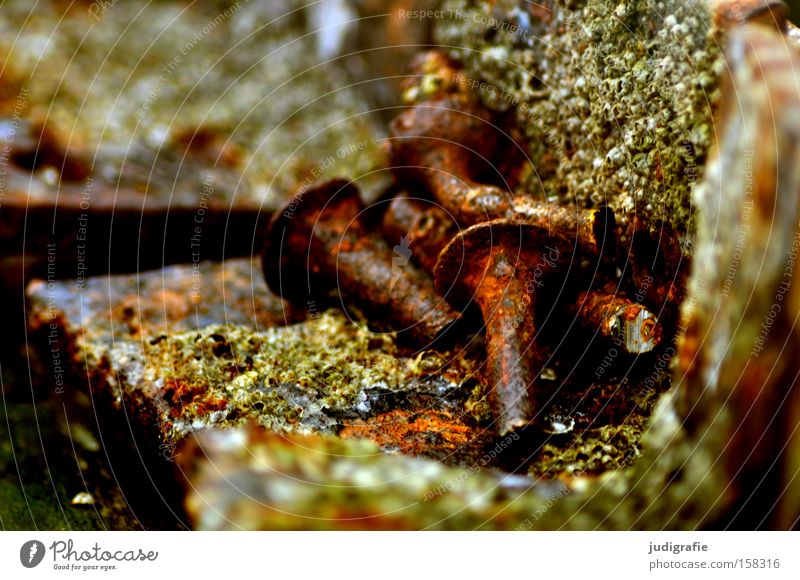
[
  {"left": 101, "top": 313, "right": 672, "bottom": 473},
  {"left": 138, "top": 313, "right": 458, "bottom": 440},
  {"left": 435, "top": 0, "right": 725, "bottom": 235},
  {"left": 27, "top": 258, "right": 669, "bottom": 477}
]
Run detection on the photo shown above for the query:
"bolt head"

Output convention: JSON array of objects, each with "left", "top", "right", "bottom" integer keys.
[
  {"left": 262, "top": 178, "right": 363, "bottom": 298},
  {"left": 434, "top": 219, "right": 575, "bottom": 310}
]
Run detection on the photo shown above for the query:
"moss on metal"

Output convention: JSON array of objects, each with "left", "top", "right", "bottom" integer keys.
[
  {"left": 29, "top": 258, "right": 669, "bottom": 477},
  {"left": 135, "top": 308, "right": 672, "bottom": 473},
  {"left": 435, "top": 0, "right": 725, "bottom": 236},
  {"left": 143, "top": 312, "right": 423, "bottom": 440}
]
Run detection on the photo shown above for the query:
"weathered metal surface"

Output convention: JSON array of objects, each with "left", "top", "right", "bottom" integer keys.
[
  {"left": 390, "top": 95, "right": 515, "bottom": 223},
  {"left": 27, "top": 248, "right": 670, "bottom": 502},
  {"left": 27, "top": 258, "right": 302, "bottom": 348},
  {"left": 713, "top": 0, "right": 788, "bottom": 30},
  {"left": 26, "top": 255, "right": 499, "bottom": 465},
  {"left": 381, "top": 194, "right": 460, "bottom": 275},
  {"left": 381, "top": 191, "right": 661, "bottom": 355},
  {"left": 176, "top": 19, "right": 800, "bottom": 530},
  {"left": 676, "top": 21, "right": 800, "bottom": 529},
  {"left": 18, "top": 0, "right": 800, "bottom": 532},
  {"left": 25, "top": 257, "right": 305, "bottom": 434},
  {"left": 571, "top": 290, "right": 662, "bottom": 354},
  {"left": 0, "top": 1, "right": 389, "bottom": 209}
]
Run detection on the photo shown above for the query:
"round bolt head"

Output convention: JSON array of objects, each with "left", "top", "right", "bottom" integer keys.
[
  {"left": 262, "top": 178, "right": 361, "bottom": 298},
  {"left": 434, "top": 219, "right": 575, "bottom": 310}
]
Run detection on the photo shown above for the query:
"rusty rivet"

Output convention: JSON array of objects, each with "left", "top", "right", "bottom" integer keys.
[
  {"left": 390, "top": 96, "right": 514, "bottom": 224},
  {"left": 512, "top": 198, "right": 616, "bottom": 257},
  {"left": 389, "top": 89, "right": 616, "bottom": 257},
  {"left": 434, "top": 219, "right": 575, "bottom": 435},
  {"left": 571, "top": 290, "right": 662, "bottom": 354},
  {"left": 381, "top": 194, "right": 460, "bottom": 275},
  {"left": 263, "top": 179, "right": 461, "bottom": 345}
]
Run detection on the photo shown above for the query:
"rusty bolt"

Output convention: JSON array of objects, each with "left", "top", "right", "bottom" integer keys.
[
  {"left": 389, "top": 94, "right": 616, "bottom": 256},
  {"left": 383, "top": 194, "right": 643, "bottom": 351},
  {"left": 571, "top": 290, "right": 662, "bottom": 354},
  {"left": 512, "top": 198, "right": 616, "bottom": 257},
  {"left": 434, "top": 219, "right": 575, "bottom": 435},
  {"left": 390, "top": 95, "right": 514, "bottom": 224},
  {"left": 263, "top": 179, "right": 461, "bottom": 345}
]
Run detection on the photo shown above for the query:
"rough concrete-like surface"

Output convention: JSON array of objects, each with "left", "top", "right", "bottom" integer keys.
[{"left": 0, "top": 0, "right": 389, "bottom": 209}]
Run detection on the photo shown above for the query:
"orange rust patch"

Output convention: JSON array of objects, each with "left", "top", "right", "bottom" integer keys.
[
  {"left": 340, "top": 409, "right": 474, "bottom": 456},
  {"left": 163, "top": 378, "right": 227, "bottom": 418}
]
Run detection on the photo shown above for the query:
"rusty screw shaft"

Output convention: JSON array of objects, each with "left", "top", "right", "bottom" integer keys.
[
  {"left": 572, "top": 290, "right": 662, "bottom": 354},
  {"left": 435, "top": 220, "right": 573, "bottom": 434},
  {"left": 264, "top": 179, "right": 460, "bottom": 345},
  {"left": 381, "top": 194, "right": 460, "bottom": 274},
  {"left": 477, "top": 249, "right": 541, "bottom": 432}
]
